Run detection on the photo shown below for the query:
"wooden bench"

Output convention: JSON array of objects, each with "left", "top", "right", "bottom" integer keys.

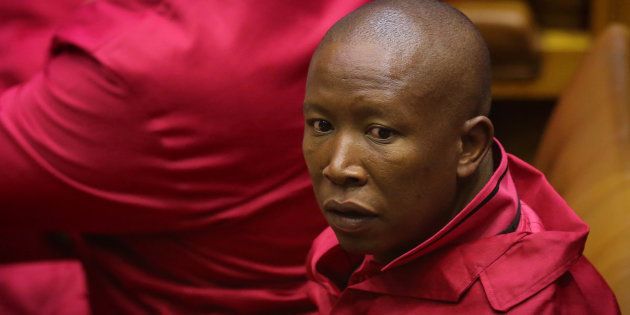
[{"left": 535, "top": 24, "right": 630, "bottom": 313}]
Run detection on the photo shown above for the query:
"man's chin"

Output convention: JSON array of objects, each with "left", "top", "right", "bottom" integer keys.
[{"left": 334, "top": 231, "right": 379, "bottom": 257}]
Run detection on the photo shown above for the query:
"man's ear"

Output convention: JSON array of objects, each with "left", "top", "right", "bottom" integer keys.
[{"left": 457, "top": 116, "right": 494, "bottom": 178}]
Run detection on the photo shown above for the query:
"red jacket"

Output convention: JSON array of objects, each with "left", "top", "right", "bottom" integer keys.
[
  {"left": 307, "top": 141, "right": 620, "bottom": 314},
  {"left": 0, "top": 0, "right": 367, "bottom": 313},
  {"left": 0, "top": 0, "right": 83, "bottom": 92}
]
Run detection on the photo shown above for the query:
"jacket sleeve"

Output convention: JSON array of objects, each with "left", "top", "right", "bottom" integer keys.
[{"left": 0, "top": 46, "right": 183, "bottom": 233}]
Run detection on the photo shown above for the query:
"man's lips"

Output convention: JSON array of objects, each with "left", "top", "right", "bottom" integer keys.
[{"left": 322, "top": 199, "right": 378, "bottom": 233}]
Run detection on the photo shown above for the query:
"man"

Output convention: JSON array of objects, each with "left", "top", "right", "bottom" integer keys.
[
  {"left": 0, "top": 0, "right": 368, "bottom": 313},
  {"left": 302, "top": 0, "right": 620, "bottom": 313}
]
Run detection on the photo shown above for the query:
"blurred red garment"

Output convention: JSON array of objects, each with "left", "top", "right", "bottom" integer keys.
[
  {"left": 0, "top": 0, "right": 367, "bottom": 313},
  {"left": 0, "top": 0, "right": 83, "bottom": 92},
  {"left": 0, "top": 1, "right": 87, "bottom": 315},
  {"left": 307, "top": 141, "right": 620, "bottom": 314},
  {"left": 0, "top": 261, "right": 87, "bottom": 315}
]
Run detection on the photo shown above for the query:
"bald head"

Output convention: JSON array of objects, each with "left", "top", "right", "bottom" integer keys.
[
  {"left": 303, "top": 0, "right": 496, "bottom": 263},
  {"left": 311, "top": 0, "right": 492, "bottom": 119}
]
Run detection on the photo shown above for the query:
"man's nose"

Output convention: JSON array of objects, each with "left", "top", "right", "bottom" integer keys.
[{"left": 322, "top": 135, "right": 368, "bottom": 187}]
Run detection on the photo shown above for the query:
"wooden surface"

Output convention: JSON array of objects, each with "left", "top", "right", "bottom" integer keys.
[
  {"left": 492, "top": 29, "right": 591, "bottom": 100},
  {"left": 534, "top": 25, "right": 630, "bottom": 313},
  {"left": 592, "top": 0, "right": 630, "bottom": 34}
]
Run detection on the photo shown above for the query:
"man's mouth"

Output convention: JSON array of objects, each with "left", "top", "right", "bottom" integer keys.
[{"left": 323, "top": 200, "right": 378, "bottom": 233}]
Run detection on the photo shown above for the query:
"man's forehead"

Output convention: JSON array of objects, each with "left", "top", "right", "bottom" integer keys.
[
  {"left": 305, "top": 0, "right": 492, "bottom": 122},
  {"left": 310, "top": 41, "right": 415, "bottom": 86},
  {"left": 305, "top": 51, "right": 441, "bottom": 126},
  {"left": 308, "top": 39, "right": 453, "bottom": 108}
]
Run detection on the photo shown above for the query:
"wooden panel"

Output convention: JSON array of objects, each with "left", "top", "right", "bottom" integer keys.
[
  {"left": 592, "top": 0, "right": 630, "bottom": 34},
  {"left": 534, "top": 25, "right": 630, "bottom": 313},
  {"left": 492, "top": 30, "right": 590, "bottom": 100}
]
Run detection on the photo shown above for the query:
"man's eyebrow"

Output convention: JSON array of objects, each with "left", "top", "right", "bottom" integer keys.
[
  {"left": 354, "top": 103, "right": 389, "bottom": 117},
  {"left": 303, "top": 102, "right": 329, "bottom": 114},
  {"left": 304, "top": 100, "right": 406, "bottom": 118}
]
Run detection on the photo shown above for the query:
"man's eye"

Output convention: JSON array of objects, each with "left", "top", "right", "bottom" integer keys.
[
  {"left": 367, "top": 126, "right": 395, "bottom": 142},
  {"left": 311, "top": 119, "right": 334, "bottom": 133}
]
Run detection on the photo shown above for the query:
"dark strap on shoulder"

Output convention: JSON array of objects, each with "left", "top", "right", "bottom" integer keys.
[{"left": 499, "top": 199, "right": 521, "bottom": 234}]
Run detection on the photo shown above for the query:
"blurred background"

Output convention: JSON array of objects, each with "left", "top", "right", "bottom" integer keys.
[{"left": 451, "top": 0, "right": 629, "bottom": 160}]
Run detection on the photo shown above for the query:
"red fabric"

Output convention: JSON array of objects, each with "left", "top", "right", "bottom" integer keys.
[
  {"left": 0, "top": 0, "right": 83, "bottom": 92},
  {"left": 0, "top": 0, "right": 367, "bottom": 313},
  {"left": 0, "top": 2, "right": 88, "bottom": 315},
  {"left": 307, "top": 140, "right": 620, "bottom": 314},
  {"left": 0, "top": 0, "right": 85, "bottom": 259},
  {"left": 0, "top": 261, "right": 87, "bottom": 315}
]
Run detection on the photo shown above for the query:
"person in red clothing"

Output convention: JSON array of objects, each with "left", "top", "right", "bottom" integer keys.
[
  {"left": 302, "top": 0, "right": 620, "bottom": 313},
  {"left": 0, "top": 2, "right": 87, "bottom": 314},
  {"left": 0, "top": 0, "right": 368, "bottom": 313}
]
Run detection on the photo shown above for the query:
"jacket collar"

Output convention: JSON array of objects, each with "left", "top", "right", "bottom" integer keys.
[
  {"left": 308, "top": 140, "right": 588, "bottom": 311},
  {"left": 380, "top": 140, "right": 517, "bottom": 270}
]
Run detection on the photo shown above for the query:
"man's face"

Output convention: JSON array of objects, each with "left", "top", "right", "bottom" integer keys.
[{"left": 303, "top": 42, "right": 462, "bottom": 263}]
